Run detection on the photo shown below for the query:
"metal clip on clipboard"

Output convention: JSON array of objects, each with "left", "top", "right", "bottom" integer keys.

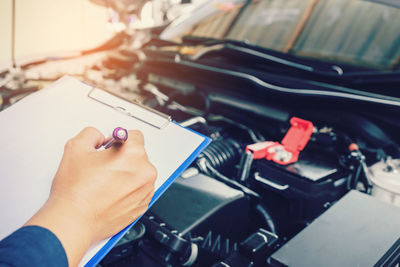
[{"left": 88, "top": 87, "right": 171, "bottom": 129}]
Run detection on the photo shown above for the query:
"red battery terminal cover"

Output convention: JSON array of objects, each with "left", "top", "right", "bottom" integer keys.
[{"left": 245, "top": 117, "right": 314, "bottom": 165}]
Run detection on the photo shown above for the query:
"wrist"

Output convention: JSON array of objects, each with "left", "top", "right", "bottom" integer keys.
[{"left": 25, "top": 196, "right": 94, "bottom": 266}]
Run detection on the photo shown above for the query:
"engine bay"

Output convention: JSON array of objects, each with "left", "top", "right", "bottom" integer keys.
[
  {"left": 1, "top": 25, "right": 400, "bottom": 267},
  {"left": 85, "top": 52, "right": 399, "bottom": 266},
  {"left": 2, "top": 0, "right": 400, "bottom": 265}
]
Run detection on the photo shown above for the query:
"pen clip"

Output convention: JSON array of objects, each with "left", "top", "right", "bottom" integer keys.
[{"left": 88, "top": 87, "right": 171, "bottom": 129}]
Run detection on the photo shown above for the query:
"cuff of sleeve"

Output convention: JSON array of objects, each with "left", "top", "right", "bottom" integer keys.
[{"left": 0, "top": 225, "right": 68, "bottom": 267}]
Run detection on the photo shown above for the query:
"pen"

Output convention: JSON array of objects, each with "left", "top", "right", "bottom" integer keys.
[{"left": 103, "top": 127, "right": 128, "bottom": 149}]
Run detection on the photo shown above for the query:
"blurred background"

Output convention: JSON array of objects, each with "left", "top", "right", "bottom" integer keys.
[
  {"left": 0, "top": 0, "right": 109, "bottom": 70},
  {"left": 1, "top": 0, "right": 399, "bottom": 111},
  {"left": 1, "top": 0, "right": 399, "bottom": 71}
]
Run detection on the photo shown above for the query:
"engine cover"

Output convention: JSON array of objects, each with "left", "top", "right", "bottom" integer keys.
[
  {"left": 269, "top": 190, "right": 400, "bottom": 267},
  {"left": 149, "top": 172, "right": 250, "bottom": 240}
]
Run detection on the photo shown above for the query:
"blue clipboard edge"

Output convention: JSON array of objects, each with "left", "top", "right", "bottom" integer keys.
[{"left": 85, "top": 123, "right": 212, "bottom": 266}]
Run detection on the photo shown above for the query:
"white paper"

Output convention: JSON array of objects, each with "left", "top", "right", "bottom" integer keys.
[{"left": 0, "top": 76, "right": 206, "bottom": 266}]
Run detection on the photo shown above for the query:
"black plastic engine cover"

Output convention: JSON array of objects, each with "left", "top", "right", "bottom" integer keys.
[
  {"left": 269, "top": 190, "right": 400, "bottom": 267},
  {"left": 149, "top": 173, "right": 250, "bottom": 241}
]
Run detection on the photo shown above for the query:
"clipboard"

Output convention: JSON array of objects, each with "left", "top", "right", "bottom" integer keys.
[
  {"left": 87, "top": 87, "right": 172, "bottom": 130},
  {"left": 0, "top": 76, "right": 212, "bottom": 266}
]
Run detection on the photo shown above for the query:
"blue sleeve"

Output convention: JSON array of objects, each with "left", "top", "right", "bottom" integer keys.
[{"left": 0, "top": 226, "right": 68, "bottom": 267}]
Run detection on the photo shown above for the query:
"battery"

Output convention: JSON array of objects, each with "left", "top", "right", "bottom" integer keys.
[{"left": 253, "top": 150, "right": 348, "bottom": 221}]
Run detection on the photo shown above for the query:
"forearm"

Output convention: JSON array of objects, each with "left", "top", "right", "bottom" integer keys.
[{"left": 25, "top": 196, "right": 93, "bottom": 267}]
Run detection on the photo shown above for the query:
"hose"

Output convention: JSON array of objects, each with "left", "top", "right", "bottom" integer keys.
[
  {"left": 255, "top": 204, "right": 277, "bottom": 234},
  {"left": 199, "top": 139, "right": 242, "bottom": 174},
  {"left": 197, "top": 158, "right": 260, "bottom": 199}
]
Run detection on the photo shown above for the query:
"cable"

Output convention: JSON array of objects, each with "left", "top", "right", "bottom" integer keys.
[
  {"left": 352, "top": 164, "right": 362, "bottom": 190},
  {"left": 255, "top": 204, "right": 277, "bottom": 234},
  {"left": 346, "top": 172, "right": 353, "bottom": 191},
  {"left": 143, "top": 83, "right": 267, "bottom": 143},
  {"left": 207, "top": 115, "right": 265, "bottom": 143}
]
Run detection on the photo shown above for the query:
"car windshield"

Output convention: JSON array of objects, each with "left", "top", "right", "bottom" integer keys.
[{"left": 161, "top": 0, "right": 400, "bottom": 70}]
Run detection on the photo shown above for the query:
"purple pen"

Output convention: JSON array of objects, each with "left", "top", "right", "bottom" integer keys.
[{"left": 103, "top": 127, "right": 128, "bottom": 149}]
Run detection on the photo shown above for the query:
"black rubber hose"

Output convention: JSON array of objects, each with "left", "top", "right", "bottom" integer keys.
[
  {"left": 199, "top": 139, "right": 241, "bottom": 174},
  {"left": 198, "top": 158, "right": 260, "bottom": 200},
  {"left": 255, "top": 204, "right": 277, "bottom": 234}
]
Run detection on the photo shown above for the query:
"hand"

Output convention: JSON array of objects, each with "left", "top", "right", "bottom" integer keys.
[{"left": 25, "top": 127, "right": 157, "bottom": 266}]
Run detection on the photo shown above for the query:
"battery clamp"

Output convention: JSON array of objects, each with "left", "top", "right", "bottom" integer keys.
[{"left": 246, "top": 117, "right": 314, "bottom": 165}]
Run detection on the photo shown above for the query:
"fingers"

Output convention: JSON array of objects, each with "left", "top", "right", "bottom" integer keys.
[
  {"left": 124, "top": 130, "right": 145, "bottom": 147},
  {"left": 115, "top": 162, "right": 158, "bottom": 196},
  {"left": 67, "top": 128, "right": 144, "bottom": 154},
  {"left": 139, "top": 186, "right": 155, "bottom": 207},
  {"left": 67, "top": 127, "right": 106, "bottom": 151},
  {"left": 112, "top": 130, "right": 148, "bottom": 163}
]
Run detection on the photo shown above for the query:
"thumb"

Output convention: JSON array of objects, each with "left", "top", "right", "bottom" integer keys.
[{"left": 73, "top": 127, "right": 106, "bottom": 151}]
